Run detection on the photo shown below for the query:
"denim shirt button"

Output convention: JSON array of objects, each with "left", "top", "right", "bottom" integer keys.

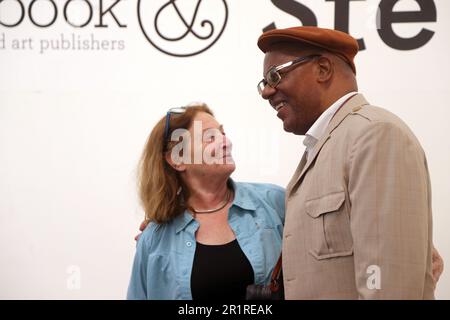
[{"left": 186, "top": 241, "right": 192, "bottom": 247}]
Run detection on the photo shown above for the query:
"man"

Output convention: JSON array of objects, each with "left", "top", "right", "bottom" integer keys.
[{"left": 257, "top": 26, "right": 439, "bottom": 299}]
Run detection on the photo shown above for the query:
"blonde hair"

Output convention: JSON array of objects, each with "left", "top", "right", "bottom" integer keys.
[{"left": 137, "top": 104, "right": 214, "bottom": 224}]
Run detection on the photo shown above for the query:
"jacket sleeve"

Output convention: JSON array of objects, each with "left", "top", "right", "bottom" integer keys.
[
  {"left": 348, "top": 120, "right": 434, "bottom": 299},
  {"left": 126, "top": 226, "right": 153, "bottom": 300}
]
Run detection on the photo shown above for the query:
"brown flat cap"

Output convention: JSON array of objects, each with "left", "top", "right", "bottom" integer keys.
[{"left": 257, "top": 26, "right": 359, "bottom": 74}]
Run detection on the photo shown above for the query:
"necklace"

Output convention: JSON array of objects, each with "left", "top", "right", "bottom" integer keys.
[{"left": 189, "top": 188, "right": 232, "bottom": 214}]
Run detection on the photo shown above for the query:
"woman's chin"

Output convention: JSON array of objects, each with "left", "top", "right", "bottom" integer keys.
[{"left": 221, "top": 161, "right": 236, "bottom": 174}]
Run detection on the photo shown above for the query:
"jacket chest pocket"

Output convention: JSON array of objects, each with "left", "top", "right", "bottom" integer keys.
[{"left": 305, "top": 191, "right": 353, "bottom": 260}]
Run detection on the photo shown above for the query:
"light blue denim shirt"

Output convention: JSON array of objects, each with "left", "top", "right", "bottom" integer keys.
[{"left": 127, "top": 180, "right": 285, "bottom": 300}]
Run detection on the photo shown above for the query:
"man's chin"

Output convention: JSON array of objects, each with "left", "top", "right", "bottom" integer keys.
[
  {"left": 282, "top": 120, "right": 295, "bottom": 133},
  {"left": 283, "top": 120, "right": 305, "bottom": 135}
]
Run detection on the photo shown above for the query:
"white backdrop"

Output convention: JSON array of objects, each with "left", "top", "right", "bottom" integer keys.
[{"left": 1, "top": 0, "right": 449, "bottom": 299}]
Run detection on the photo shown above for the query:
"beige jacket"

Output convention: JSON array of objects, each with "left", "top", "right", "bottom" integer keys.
[{"left": 283, "top": 94, "right": 435, "bottom": 299}]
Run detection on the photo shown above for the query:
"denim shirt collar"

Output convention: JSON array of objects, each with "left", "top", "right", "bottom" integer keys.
[
  {"left": 230, "top": 179, "right": 257, "bottom": 211},
  {"left": 173, "top": 179, "right": 257, "bottom": 234}
]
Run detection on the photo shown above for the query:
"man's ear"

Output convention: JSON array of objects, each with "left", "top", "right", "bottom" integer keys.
[
  {"left": 165, "top": 150, "right": 186, "bottom": 172},
  {"left": 316, "top": 55, "right": 333, "bottom": 83}
]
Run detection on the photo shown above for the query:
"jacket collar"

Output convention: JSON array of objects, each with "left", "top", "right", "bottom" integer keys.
[{"left": 287, "top": 93, "right": 370, "bottom": 196}]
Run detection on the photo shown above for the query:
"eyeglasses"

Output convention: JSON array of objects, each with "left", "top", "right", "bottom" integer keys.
[
  {"left": 257, "top": 54, "right": 321, "bottom": 95},
  {"left": 163, "top": 107, "right": 187, "bottom": 144}
]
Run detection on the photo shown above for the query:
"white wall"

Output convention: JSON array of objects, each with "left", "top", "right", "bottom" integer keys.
[{"left": 1, "top": 0, "right": 449, "bottom": 299}]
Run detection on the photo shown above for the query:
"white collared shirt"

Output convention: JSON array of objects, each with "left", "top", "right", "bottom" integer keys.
[{"left": 303, "top": 91, "right": 358, "bottom": 160}]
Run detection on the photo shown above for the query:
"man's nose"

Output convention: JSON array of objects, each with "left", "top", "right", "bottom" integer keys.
[{"left": 261, "top": 84, "right": 276, "bottom": 100}]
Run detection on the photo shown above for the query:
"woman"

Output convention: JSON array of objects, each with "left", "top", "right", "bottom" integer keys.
[{"left": 127, "top": 104, "right": 285, "bottom": 300}]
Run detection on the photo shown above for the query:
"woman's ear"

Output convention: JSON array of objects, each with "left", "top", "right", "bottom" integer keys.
[{"left": 165, "top": 150, "right": 186, "bottom": 172}]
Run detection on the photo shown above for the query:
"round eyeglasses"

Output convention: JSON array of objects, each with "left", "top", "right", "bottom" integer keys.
[{"left": 257, "top": 54, "right": 321, "bottom": 95}]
